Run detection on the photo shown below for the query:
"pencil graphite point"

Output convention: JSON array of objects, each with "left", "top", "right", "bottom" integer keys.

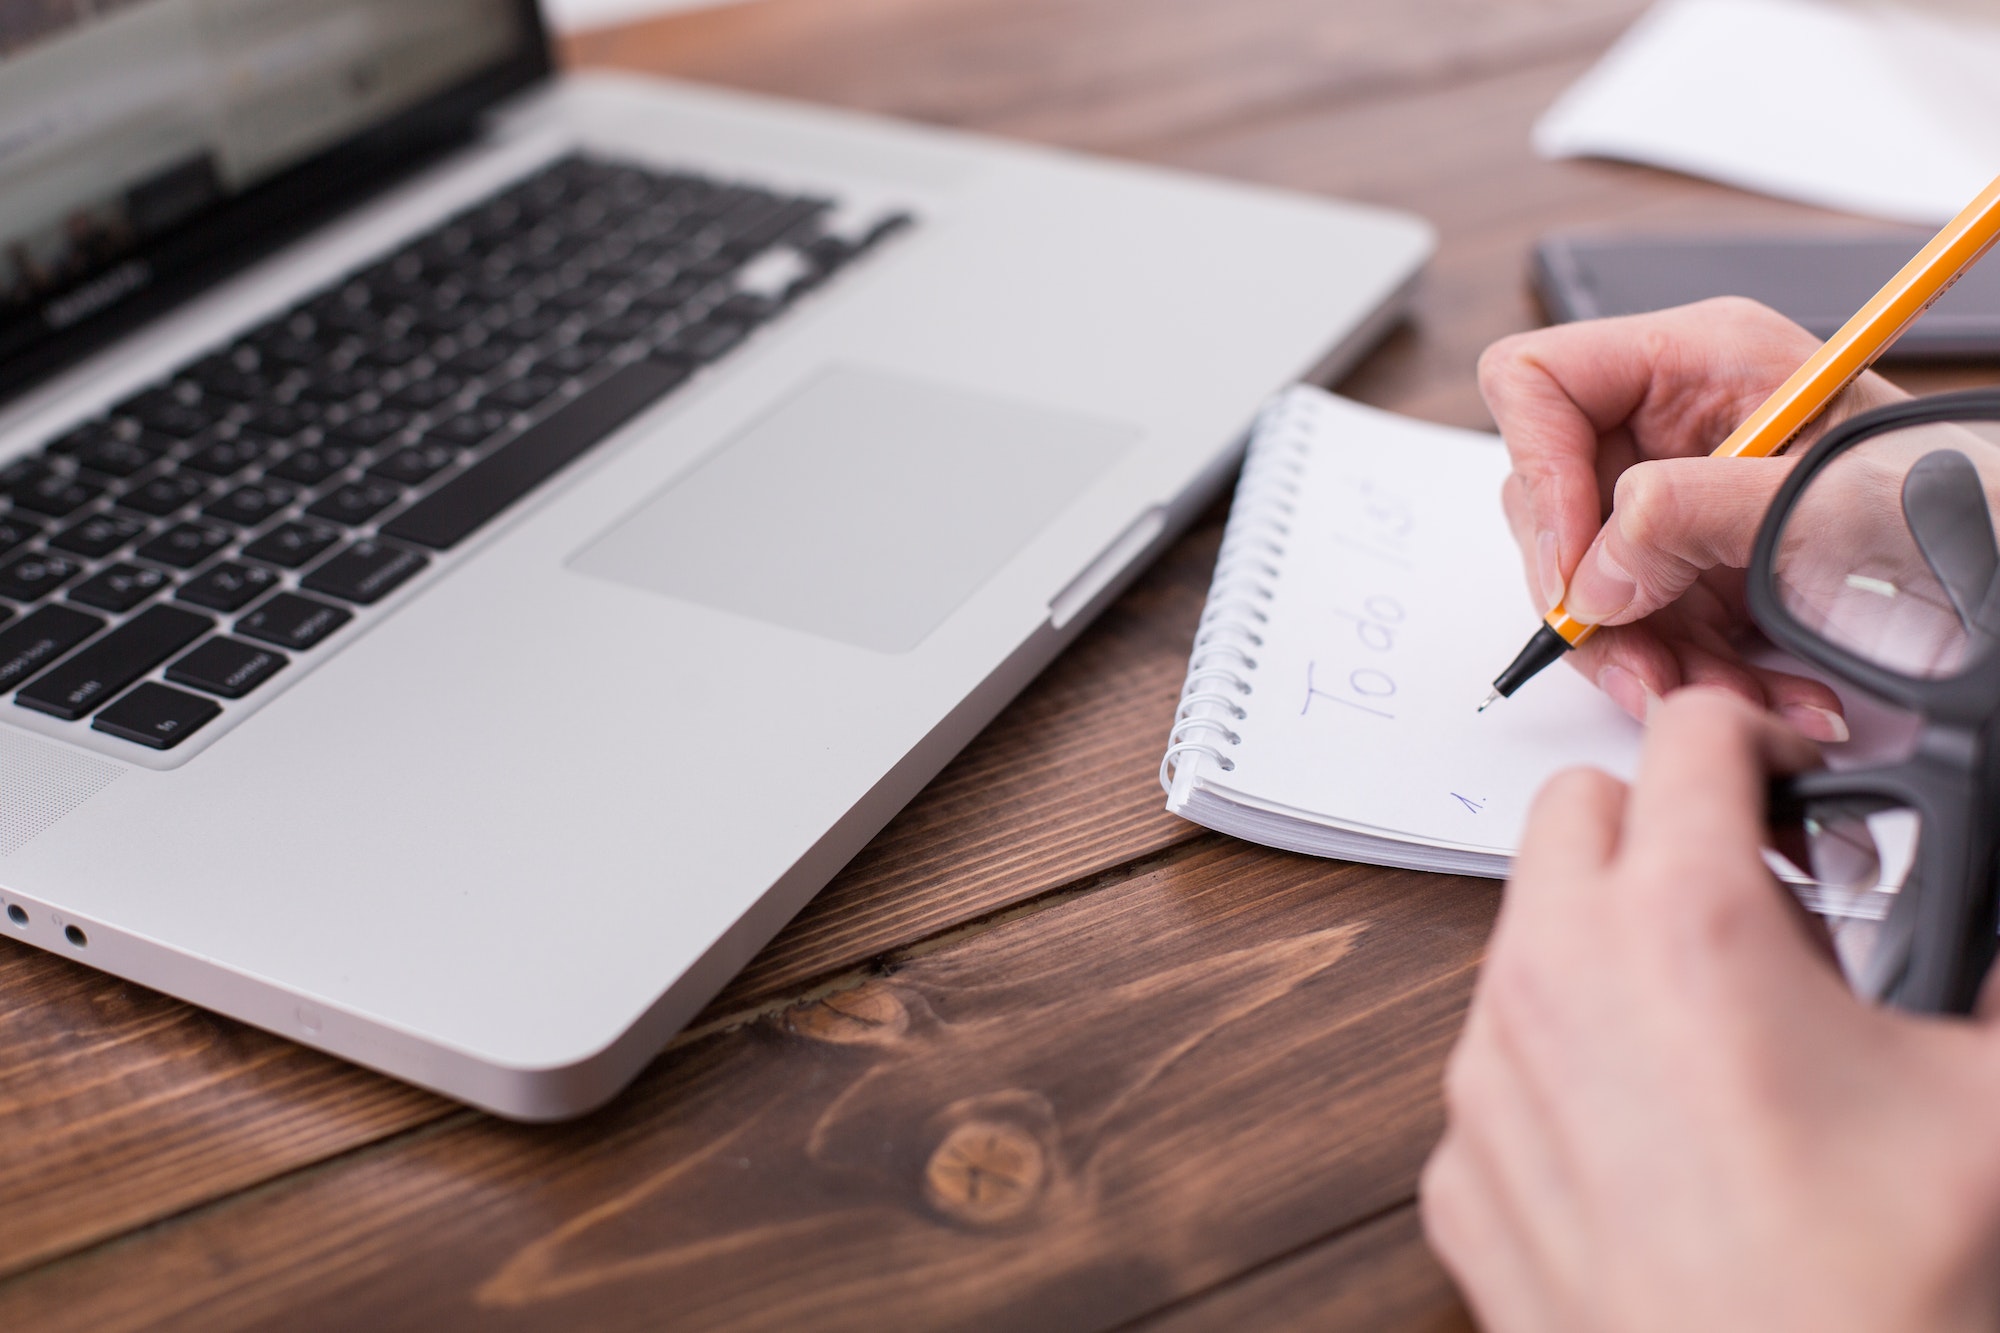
[{"left": 1477, "top": 689, "right": 1500, "bottom": 713}]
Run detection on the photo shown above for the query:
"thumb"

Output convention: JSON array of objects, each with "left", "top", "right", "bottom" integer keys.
[{"left": 1564, "top": 456, "right": 1796, "bottom": 626}]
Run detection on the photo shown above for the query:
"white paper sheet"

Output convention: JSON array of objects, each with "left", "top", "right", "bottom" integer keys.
[
  {"left": 1534, "top": 0, "right": 2000, "bottom": 224},
  {"left": 542, "top": 0, "right": 744, "bottom": 35}
]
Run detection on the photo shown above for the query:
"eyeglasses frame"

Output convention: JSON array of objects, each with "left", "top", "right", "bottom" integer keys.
[{"left": 1747, "top": 388, "right": 2000, "bottom": 1015}]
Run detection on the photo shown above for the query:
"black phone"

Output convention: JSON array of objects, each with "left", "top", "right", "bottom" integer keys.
[{"left": 1532, "top": 231, "right": 2000, "bottom": 361}]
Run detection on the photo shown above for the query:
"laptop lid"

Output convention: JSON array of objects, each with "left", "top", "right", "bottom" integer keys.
[{"left": 0, "top": 0, "right": 552, "bottom": 406}]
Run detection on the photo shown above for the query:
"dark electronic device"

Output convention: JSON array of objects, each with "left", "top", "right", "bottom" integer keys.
[{"left": 1533, "top": 231, "right": 2000, "bottom": 361}]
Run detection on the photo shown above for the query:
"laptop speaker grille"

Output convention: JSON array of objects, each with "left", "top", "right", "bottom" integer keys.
[{"left": 0, "top": 730, "right": 122, "bottom": 856}]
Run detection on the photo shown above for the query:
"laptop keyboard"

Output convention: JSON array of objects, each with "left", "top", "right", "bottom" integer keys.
[{"left": 0, "top": 155, "right": 911, "bottom": 755}]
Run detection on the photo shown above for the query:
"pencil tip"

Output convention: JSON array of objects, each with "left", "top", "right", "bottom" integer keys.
[{"left": 1476, "top": 690, "right": 1500, "bottom": 713}]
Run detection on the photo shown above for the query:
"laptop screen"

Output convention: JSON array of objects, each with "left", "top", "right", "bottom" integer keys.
[{"left": 0, "top": 0, "right": 547, "bottom": 398}]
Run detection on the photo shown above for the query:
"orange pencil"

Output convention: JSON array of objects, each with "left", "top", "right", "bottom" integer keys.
[{"left": 1480, "top": 170, "right": 2000, "bottom": 710}]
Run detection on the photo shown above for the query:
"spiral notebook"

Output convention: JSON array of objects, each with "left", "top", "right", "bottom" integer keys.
[{"left": 1160, "top": 387, "right": 1644, "bottom": 877}]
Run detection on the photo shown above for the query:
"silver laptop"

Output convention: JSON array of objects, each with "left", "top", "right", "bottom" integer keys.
[{"left": 0, "top": 0, "right": 1431, "bottom": 1118}]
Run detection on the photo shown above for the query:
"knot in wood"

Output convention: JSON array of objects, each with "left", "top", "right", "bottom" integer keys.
[
  {"left": 784, "top": 981, "right": 908, "bottom": 1045},
  {"left": 923, "top": 1119, "right": 1046, "bottom": 1228}
]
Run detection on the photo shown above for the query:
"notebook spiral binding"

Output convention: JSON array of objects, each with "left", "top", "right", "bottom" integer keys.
[{"left": 1160, "top": 390, "right": 1315, "bottom": 792}]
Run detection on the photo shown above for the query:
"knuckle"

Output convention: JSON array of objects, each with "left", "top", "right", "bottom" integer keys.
[
  {"left": 1475, "top": 334, "right": 1529, "bottom": 387},
  {"left": 1702, "top": 293, "right": 1779, "bottom": 325},
  {"left": 1610, "top": 462, "right": 1681, "bottom": 551},
  {"left": 1633, "top": 320, "right": 1683, "bottom": 379},
  {"left": 1703, "top": 295, "right": 1818, "bottom": 354}
]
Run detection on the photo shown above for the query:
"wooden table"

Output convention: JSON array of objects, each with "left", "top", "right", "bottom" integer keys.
[{"left": 4, "top": 2, "right": 1994, "bottom": 1328}]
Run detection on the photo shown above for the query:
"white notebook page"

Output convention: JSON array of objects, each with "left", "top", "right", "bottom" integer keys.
[
  {"left": 1532, "top": 0, "right": 2000, "bottom": 226},
  {"left": 1165, "top": 389, "right": 1642, "bottom": 872}
]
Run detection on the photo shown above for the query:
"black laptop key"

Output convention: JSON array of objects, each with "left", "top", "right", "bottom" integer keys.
[
  {"left": 70, "top": 563, "right": 172, "bottom": 613},
  {"left": 302, "top": 540, "right": 428, "bottom": 605},
  {"left": 243, "top": 520, "right": 341, "bottom": 568},
  {"left": 307, "top": 479, "right": 402, "bottom": 525},
  {"left": 719, "top": 197, "right": 827, "bottom": 258},
  {"left": 357, "top": 337, "right": 427, "bottom": 370},
  {"left": 136, "top": 522, "right": 231, "bottom": 570},
  {"left": 204, "top": 483, "right": 295, "bottom": 528},
  {"left": 389, "top": 378, "right": 463, "bottom": 412},
  {"left": 629, "top": 276, "right": 700, "bottom": 313},
  {"left": 121, "top": 472, "right": 211, "bottom": 517},
  {"left": 47, "top": 419, "right": 123, "bottom": 456},
  {"left": 294, "top": 367, "right": 377, "bottom": 405},
  {"left": 18, "top": 604, "right": 213, "bottom": 721},
  {"left": 369, "top": 444, "right": 456, "bottom": 486},
  {"left": 499, "top": 309, "right": 565, "bottom": 345},
  {"left": 186, "top": 361, "right": 278, "bottom": 404},
  {"left": 580, "top": 312, "right": 658, "bottom": 347},
  {"left": 184, "top": 433, "right": 277, "bottom": 477},
  {"left": 241, "top": 401, "right": 321, "bottom": 438},
  {"left": 0, "top": 605, "right": 103, "bottom": 691},
  {"left": 413, "top": 303, "right": 480, "bottom": 339},
  {"left": 660, "top": 318, "right": 748, "bottom": 364},
  {"left": 0, "top": 552, "right": 82, "bottom": 602},
  {"left": 482, "top": 374, "right": 560, "bottom": 412},
  {"left": 236, "top": 593, "right": 350, "bottom": 651},
  {"left": 465, "top": 268, "right": 528, "bottom": 304},
  {"left": 8, "top": 467, "right": 102, "bottom": 518},
  {"left": 384, "top": 357, "right": 690, "bottom": 551},
  {"left": 325, "top": 410, "right": 411, "bottom": 449},
  {"left": 448, "top": 343, "right": 514, "bottom": 377},
  {"left": 92, "top": 683, "right": 221, "bottom": 750},
  {"left": 116, "top": 383, "right": 197, "bottom": 421},
  {"left": 75, "top": 433, "right": 168, "bottom": 478},
  {"left": 427, "top": 407, "right": 513, "bottom": 448},
  {"left": 167, "top": 637, "right": 287, "bottom": 699},
  {"left": 533, "top": 343, "right": 603, "bottom": 378},
  {"left": 178, "top": 561, "right": 281, "bottom": 613},
  {"left": 266, "top": 444, "right": 357, "bottom": 487},
  {"left": 121, "top": 395, "right": 213, "bottom": 440},
  {"left": 0, "top": 517, "right": 41, "bottom": 556},
  {"left": 710, "top": 291, "right": 780, "bottom": 326},
  {"left": 545, "top": 284, "right": 607, "bottom": 314},
  {"left": 50, "top": 512, "right": 145, "bottom": 559},
  {"left": 246, "top": 331, "right": 324, "bottom": 370}
]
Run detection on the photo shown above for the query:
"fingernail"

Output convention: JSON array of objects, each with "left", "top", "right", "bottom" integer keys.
[
  {"left": 1597, "top": 665, "right": 1663, "bottom": 724},
  {"left": 1780, "top": 703, "right": 1850, "bottom": 744},
  {"left": 1535, "top": 530, "right": 1564, "bottom": 612},
  {"left": 1565, "top": 543, "right": 1638, "bottom": 623}
]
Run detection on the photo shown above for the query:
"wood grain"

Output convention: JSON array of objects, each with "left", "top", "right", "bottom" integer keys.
[
  {"left": 1138, "top": 1204, "right": 1473, "bottom": 1332},
  {"left": 0, "top": 840, "right": 1498, "bottom": 1332},
  {"left": 564, "top": 0, "right": 1650, "bottom": 156},
  {"left": 0, "top": 940, "right": 441, "bottom": 1280}
]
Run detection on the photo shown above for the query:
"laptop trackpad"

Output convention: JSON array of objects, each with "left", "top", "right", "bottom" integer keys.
[{"left": 568, "top": 368, "right": 1138, "bottom": 653}]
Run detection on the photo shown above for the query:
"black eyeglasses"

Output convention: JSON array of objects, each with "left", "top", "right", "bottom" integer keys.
[{"left": 1749, "top": 388, "right": 2000, "bottom": 1015}]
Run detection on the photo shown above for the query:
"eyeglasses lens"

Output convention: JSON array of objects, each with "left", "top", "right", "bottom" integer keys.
[
  {"left": 1773, "top": 418, "right": 2000, "bottom": 679},
  {"left": 1769, "top": 797, "right": 1923, "bottom": 1002}
]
